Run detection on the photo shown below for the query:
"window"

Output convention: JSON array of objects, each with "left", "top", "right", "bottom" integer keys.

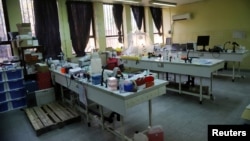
[
  {"left": 131, "top": 8, "right": 145, "bottom": 32},
  {"left": 103, "top": 4, "right": 123, "bottom": 49},
  {"left": 19, "top": 0, "right": 35, "bottom": 36},
  {"left": 153, "top": 21, "right": 163, "bottom": 44},
  {"left": 0, "top": 1, "right": 7, "bottom": 41},
  {"left": 84, "top": 23, "right": 95, "bottom": 53},
  {"left": 71, "top": 15, "right": 95, "bottom": 54},
  {"left": 0, "top": 0, "right": 11, "bottom": 62}
]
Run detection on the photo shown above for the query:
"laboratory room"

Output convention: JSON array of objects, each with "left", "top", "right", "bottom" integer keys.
[{"left": 0, "top": 0, "right": 250, "bottom": 141}]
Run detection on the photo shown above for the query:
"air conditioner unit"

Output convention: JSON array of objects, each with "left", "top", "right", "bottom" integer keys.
[{"left": 172, "top": 13, "right": 191, "bottom": 21}]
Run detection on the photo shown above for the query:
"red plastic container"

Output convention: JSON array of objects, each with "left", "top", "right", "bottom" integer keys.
[
  {"left": 107, "top": 58, "right": 118, "bottom": 70},
  {"left": 147, "top": 125, "right": 164, "bottom": 141},
  {"left": 37, "top": 72, "right": 52, "bottom": 89}
]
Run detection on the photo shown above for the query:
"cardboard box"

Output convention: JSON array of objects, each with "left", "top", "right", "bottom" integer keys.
[
  {"left": 36, "top": 63, "right": 49, "bottom": 73},
  {"left": 18, "top": 34, "right": 32, "bottom": 39},
  {"left": 241, "top": 104, "right": 250, "bottom": 120},
  {"left": 16, "top": 39, "right": 39, "bottom": 47},
  {"left": 16, "top": 23, "right": 31, "bottom": 35},
  {"left": 17, "top": 39, "right": 33, "bottom": 47}
]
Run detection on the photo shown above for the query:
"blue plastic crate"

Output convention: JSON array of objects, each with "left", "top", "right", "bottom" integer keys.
[
  {"left": 0, "top": 71, "right": 3, "bottom": 82},
  {"left": 8, "top": 79, "right": 24, "bottom": 90},
  {"left": 0, "top": 82, "right": 5, "bottom": 92},
  {"left": 0, "top": 91, "right": 6, "bottom": 102},
  {"left": 24, "top": 80, "right": 38, "bottom": 93},
  {"left": 5, "top": 69, "right": 23, "bottom": 80},
  {"left": 0, "top": 102, "right": 8, "bottom": 112},
  {"left": 12, "top": 98, "right": 26, "bottom": 108},
  {"left": 9, "top": 88, "right": 26, "bottom": 99}
]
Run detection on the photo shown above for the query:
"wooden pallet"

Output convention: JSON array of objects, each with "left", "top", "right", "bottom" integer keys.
[{"left": 25, "top": 102, "right": 81, "bottom": 136}]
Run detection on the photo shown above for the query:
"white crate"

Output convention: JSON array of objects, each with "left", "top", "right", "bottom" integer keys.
[{"left": 35, "top": 88, "right": 55, "bottom": 106}]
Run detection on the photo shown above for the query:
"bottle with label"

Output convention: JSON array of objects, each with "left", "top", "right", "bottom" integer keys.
[{"left": 119, "top": 78, "right": 125, "bottom": 93}]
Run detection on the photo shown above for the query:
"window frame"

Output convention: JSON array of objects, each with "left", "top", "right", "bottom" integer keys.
[
  {"left": 0, "top": 0, "right": 13, "bottom": 61},
  {"left": 0, "top": 0, "right": 10, "bottom": 42},
  {"left": 82, "top": 22, "right": 96, "bottom": 53},
  {"left": 153, "top": 20, "right": 164, "bottom": 44},
  {"left": 103, "top": 3, "right": 124, "bottom": 49}
]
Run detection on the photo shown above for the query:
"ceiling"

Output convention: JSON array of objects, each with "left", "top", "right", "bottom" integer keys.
[{"left": 87, "top": 0, "right": 204, "bottom": 7}]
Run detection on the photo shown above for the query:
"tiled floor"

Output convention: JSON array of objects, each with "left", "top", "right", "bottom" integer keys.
[{"left": 0, "top": 70, "right": 250, "bottom": 141}]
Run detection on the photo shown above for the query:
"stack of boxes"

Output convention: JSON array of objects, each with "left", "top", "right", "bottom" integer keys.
[
  {"left": 25, "top": 63, "right": 53, "bottom": 107},
  {"left": 16, "top": 23, "right": 39, "bottom": 47}
]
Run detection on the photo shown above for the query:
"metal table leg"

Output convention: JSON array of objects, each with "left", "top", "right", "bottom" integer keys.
[
  {"left": 148, "top": 100, "right": 152, "bottom": 127},
  {"left": 232, "top": 62, "right": 235, "bottom": 82},
  {"left": 199, "top": 77, "right": 203, "bottom": 104}
]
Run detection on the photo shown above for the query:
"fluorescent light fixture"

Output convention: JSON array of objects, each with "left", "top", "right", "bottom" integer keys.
[
  {"left": 150, "top": 0, "right": 177, "bottom": 7},
  {"left": 114, "top": 0, "right": 140, "bottom": 4}
]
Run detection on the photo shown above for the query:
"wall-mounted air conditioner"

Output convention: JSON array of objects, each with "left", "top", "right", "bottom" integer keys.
[{"left": 172, "top": 13, "right": 191, "bottom": 21}]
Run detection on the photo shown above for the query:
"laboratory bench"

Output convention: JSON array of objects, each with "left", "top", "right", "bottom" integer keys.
[
  {"left": 50, "top": 67, "right": 168, "bottom": 141},
  {"left": 187, "top": 49, "right": 249, "bottom": 81},
  {"left": 120, "top": 56, "right": 225, "bottom": 104}
]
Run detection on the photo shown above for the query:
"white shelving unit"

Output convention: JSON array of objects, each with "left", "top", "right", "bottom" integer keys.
[{"left": 0, "top": 67, "right": 26, "bottom": 113}]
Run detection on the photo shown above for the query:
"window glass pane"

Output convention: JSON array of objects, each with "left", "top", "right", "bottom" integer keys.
[
  {"left": 103, "top": 4, "right": 123, "bottom": 49},
  {"left": 84, "top": 18, "right": 94, "bottom": 52},
  {"left": 0, "top": 0, "right": 7, "bottom": 41},
  {"left": 154, "top": 33, "right": 163, "bottom": 44},
  {"left": 0, "top": 1, "right": 12, "bottom": 62},
  {"left": 19, "top": 0, "right": 35, "bottom": 36},
  {"left": 153, "top": 20, "right": 163, "bottom": 44},
  {"left": 85, "top": 37, "right": 95, "bottom": 52},
  {"left": 0, "top": 45, "right": 12, "bottom": 62}
]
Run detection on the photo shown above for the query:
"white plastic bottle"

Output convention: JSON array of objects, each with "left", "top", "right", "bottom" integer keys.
[
  {"left": 91, "top": 115, "right": 100, "bottom": 128},
  {"left": 133, "top": 132, "right": 148, "bottom": 141}
]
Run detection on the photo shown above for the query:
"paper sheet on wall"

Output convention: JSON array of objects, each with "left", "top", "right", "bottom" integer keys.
[{"left": 78, "top": 86, "right": 87, "bottom": 106}]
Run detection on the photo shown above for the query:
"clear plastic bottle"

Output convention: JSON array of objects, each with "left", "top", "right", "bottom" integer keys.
[
  {"left": 91, "top": 115, "right": 100, "bottom": 128},
  {"left": 119, "top": 78, "right": 125, "bottom": 93}
]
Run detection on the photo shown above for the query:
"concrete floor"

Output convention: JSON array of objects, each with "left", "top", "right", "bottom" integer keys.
[{"left": 0, "top": 70, "right": 250, "bottom": 141}]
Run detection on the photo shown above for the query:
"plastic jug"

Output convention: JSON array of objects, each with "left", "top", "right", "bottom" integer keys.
[{"left": 133, "top": 132, "right": 148, "bottom": 141}]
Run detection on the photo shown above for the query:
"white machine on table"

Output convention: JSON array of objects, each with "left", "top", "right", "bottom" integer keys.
[
  {"left": 50, "top": 69, "right": 168, "bottom": 141},
  {"left": 121, "top": 56, "right": 225, "bottom": 104},
  {"left": 186, "top": 50, "right": 249, "bottom": 82}
]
